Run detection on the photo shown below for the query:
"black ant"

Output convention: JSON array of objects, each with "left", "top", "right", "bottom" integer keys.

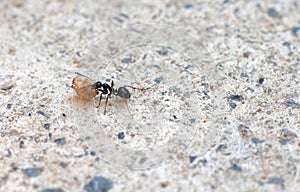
[{"left": 72, "top": 72, "right": 148, "bottom": 114}]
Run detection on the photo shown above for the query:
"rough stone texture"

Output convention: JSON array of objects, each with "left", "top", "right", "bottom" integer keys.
[{"left": 0, "top": 0, "right": 299, "bottom": 191}]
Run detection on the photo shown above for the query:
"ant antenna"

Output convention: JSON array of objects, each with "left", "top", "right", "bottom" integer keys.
[{"left": 75, "top": 72, "right": 93, "bottom": 81}]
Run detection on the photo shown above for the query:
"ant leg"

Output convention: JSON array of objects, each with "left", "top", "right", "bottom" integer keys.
[
  {"left": 104, "top": 95, "right": 109, "bottom": 115},
  {"left": 96, "top": 93, "right": 102, "bottom": 108}
]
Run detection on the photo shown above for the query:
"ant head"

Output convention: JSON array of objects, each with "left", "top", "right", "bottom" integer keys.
[{"left": 95, "top": 81, "right": 102, "bottom": 89}]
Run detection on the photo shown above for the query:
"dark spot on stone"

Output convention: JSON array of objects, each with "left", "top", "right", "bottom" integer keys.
[
  {"left": 243, "top": 52, "right": 250, "bottom": 58},
  {"left": 23, "top": 168, "right": 41, "bottom": 177},
  {"left": 189, "top": 155, "right": 197, "bottom": 163},
  {"left": 284, "top": 99, "right": 300, "bottom": 107},
  {"left": 216, "top": 144, "right": 227, "bottom": 152},
  {"left": 279, "top": 138, "right": 294, "bottom": 145},
  {"left": 258, "top": 77, "right": 265, "bottom": 84},
  {"left": 121, "top": 57, "right": 132, "bottom": 64},
  {"left": 37, "top": 110, "right": 50, "bottom": 118},
  {"left": 229, "top": 102, "right": 237, "bottom": 109},
  {"left": 184, "top": 3, "right": 194, "bottom": 9},
  {"left": 189, "top": 118, "right": 196, "bottom": 123},
  {"left": 267, "top": 177, "right": 284, "bottom": 188},
  {"left": 268, "top": 7, "right": 280, "bottom": 18},
  {"left": 156, "top": 50, "right": 168, "bottom": 56},
  {"left": 54, "top": 137, "right": 66, "bottom": 145},
  {"left": 173, "top": 115, "right": 177, "bottom": 119},
  {"left": 154, "top": 76, "right": 164, "bottom": 84},
  {"left": 60, "top": 162, "right": 68, "bottom": 168},
  {"left": 90, "top": 151, "right": 97, "bottom": 156},
  {"left": 6, "top": 104, "right": 12, "bottom": 109},
  {"left": 43, "top": 123, "right": 51, "bottom": 130},
  {"left": 19, "top": 140, "right": 25, "bottom": 148},
  {"left": 292, "top": 27, "right": 300, "bottom": 37},
  {"left": 282, "top": 128, "right": 297, "bottom": 138},
  {"left": 84, "top": 176, "right": 113, "bottom": 192},
  {"left": 228, "top": 94, "right": 244, "bottom": 101},
  {"left": 241, "top": 72, "right": 248, "bottom": 78},
  {"left": 230, "top": 164, "right": 242, "bottom": 172},
  {"left": 118, "top": 132, "right": 125, "bottom": 140},
  {"left": 251, "top": 137, "right": 264, "bottom": 144},
  {"left": 42, "top": 189, "right": 64, "bottom": 192}
]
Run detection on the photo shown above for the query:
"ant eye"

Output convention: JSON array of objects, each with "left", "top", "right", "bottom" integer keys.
[{"left": 96, "top": 81, "right": 102, "bottom": 88}]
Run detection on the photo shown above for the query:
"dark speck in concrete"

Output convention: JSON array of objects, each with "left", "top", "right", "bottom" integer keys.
[
  {"left": 292, "top": 27, "right": 300, "bottom": 37},
  {"left": 37, "top": 110, "right": 50, "bottom": 118},
  {"left": 154, "top": 76, "right": 164, "bottom": 84},
  {"left": 268, "top": 7, "right": 280, "bottom": 18},
  {"left": 284, "top": 99, "right": 300, "bottom": 107},
  {"left": 156, "top": 50, "right": 168, "bottom": 56},
  {"left": 184, "top": 3, "right": 194, "bottom": 9},
  {"left": 84, "top": 176, "right": 113, "bottom": 192},
  {"left": 42, "top": 189, "right": 64, "bottom": 192},
  {"left": 267, "top": 177, "right": 284, "bottom": 189},
  {"left": 121, "top": 57, "right": 132, "bottom": 64},
  {"left": 43, "top": 123, "right": 51, "bottom": 130},
  {"left": 6, "top": 103, "right": 12, "bottom": 109},
  {"left": 216, "top": 144, "right": 227, "bottom": 152},
  {"left": 23, "top": 168, "right": 41, "bottom": 178},
  {"left": 230, "top": 164, "right": 242, "bottom": 172},
  {"left": 228, "top": 94, "right": 244, "bottom": 101},
  {"left": 258, "top": 77, "right": 265, "bottom": 84},
  {"left": 229, "top": 102, "right": 237, "bottom": 109},
  {"left": 54, "top": 137, "right": 66, "bottom": 145},
  {"left": 60, "top": 162, "right": 68, "bottom": 168},
  {"left": 189, "top": 155, "right": 197, "bottom": 163},
  {"left": 282, "top": 128, "right": 297, "bottom": 138},
  {"left": 241, "top": 72, "right": 248, "bottom": 78},
  {"left": 251, "top": 137, "right": 264, "bottom": 144},
  {"left": 243, "top": 52, "right": 250, "bottom": 58},
  {"left": 118, "top": 132, "right": 125, "bottom": 140}
]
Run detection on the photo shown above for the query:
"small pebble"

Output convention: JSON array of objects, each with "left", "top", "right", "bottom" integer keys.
[
  {"left": 60, "top": 162, "right": 68, "bottom": 168},
  {"left": 37, "top": 110, "right": 50, "bottom": 118},
  {"left": 6, "top": 104, "right": 12, "bottom": 109},
  {"left": 154, "top": 76, "right": 164, "bottom": 84},
  {"left": 243, "top": 52, "right": 250, "bottom": 58},
  {"left": 229, "top": 102, "right": 237, "bottom": 109},
  {"left": 189, "top": 155, "right": 197, "bottom": 163},
  {"left": 282, "top": 128, "right": 297, "bottom": 138},
  {"left": 228, "top": 94, "right": 244, "bottom": 101},
  {"left": 121, "top": 57, "right": 132, "bottom": 64},
  {"left": 258, "top": 77, "right": 265, "bottom": 84},
  {"left": 42, "top": 189, "right": 64, "bottom": 192},
  {"left": 23, "top": 168, "right": 41, "bottom": 177},
  {"left": 268, "top": 7, "right": 280, "bottom": 18},
  {"left": 292, "top": 27, "right": 300, "bottom": 37},
  {"left": 230, "top": 164, "right": 242, "bottom": 172},
  {"left": 156, "top": 50, "right": 168, "bottom": 56},
  {"left": 251, "top": 137, "right": 264, "bottom": 144},
  {"left": 284, "top": 99, "right": 300, "bottom": 107},
  {"left": 54, "top": 137, "right": 66, "bottom": 145},
  {"left": 216, "top": 144, "right": 227, "bottom": 152},
  {"left": 43, "top": 123, "right": 51, "bottom": 130},
  {"left": 118, "top": 132, "right": 125, "bottom": 140},
  {"left": 184, "top": 3, "right": 194, "bottom": 9},
  {"left": 238, "top": 124, "right": 253, "bottom": 138},
  {"left": 241, "top": 72, "right": 248, "bottom": 78},
  {"left": 267, "top": 177, "right": 284, "bottom": 188},
  {"left": 84, "top": 176, "right": 113, "bottom": 192}
]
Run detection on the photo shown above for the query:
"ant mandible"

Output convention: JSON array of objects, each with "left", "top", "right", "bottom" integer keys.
[{"left": 72, "top": 72, "right": 147, "bottom": 115}]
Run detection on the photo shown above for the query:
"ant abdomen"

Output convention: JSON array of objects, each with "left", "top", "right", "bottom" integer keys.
[{"left": 114, "top": 87, "right": 131, "bottom": 99}]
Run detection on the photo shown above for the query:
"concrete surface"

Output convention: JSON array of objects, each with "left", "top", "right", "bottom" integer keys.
[{"left": 0, "top": 0, "right": 299, "bottom": 191}]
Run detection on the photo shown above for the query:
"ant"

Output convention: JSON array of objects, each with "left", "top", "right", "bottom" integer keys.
[{"left": 72, "top": 72, "right": 148, "bottom": 115}]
